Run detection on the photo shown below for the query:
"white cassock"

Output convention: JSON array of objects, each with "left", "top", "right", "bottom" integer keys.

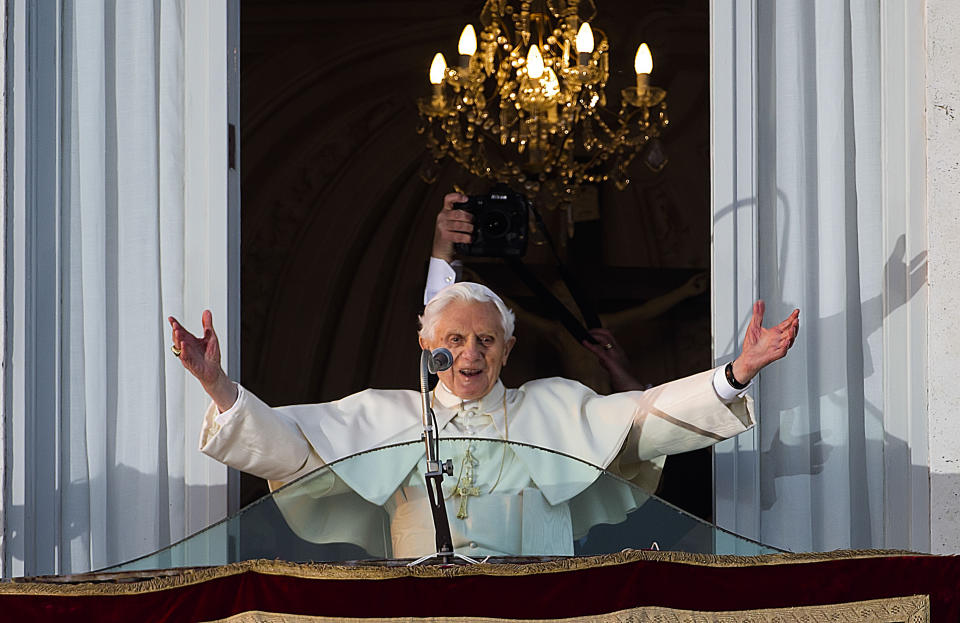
[{"left": 199, "top": 369, "right": 753, "bottom": 558}]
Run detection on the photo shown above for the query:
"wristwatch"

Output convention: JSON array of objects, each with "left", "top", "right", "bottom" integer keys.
[{"left": 724, "top": 361, "right": 748, "bottom": 390}]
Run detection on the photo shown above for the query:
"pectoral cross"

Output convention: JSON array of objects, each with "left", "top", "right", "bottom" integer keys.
[{"left": 455, "top": 447, "right": 481, "bottom": 519}]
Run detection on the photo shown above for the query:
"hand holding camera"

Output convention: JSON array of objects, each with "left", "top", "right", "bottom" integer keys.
[
  {"left": 432, "top": 192, "right": 474, "bottom": 262},
  {"left": 452, "top": 184, "right": 529, "bottom": 258},
  {"left": 433, "top": 185, "right": 530, "bottom": 260}
]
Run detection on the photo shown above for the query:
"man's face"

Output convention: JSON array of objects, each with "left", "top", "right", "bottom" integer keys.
[{"left": 419, "top": 300, "right": 516, "bottom": 401}]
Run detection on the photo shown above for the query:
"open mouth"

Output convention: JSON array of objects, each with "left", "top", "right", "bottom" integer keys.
[{"left": 459, "top": 368, "right": 483, "bottom": 378}]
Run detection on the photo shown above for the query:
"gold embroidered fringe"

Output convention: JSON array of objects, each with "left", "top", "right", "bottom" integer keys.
[
  {"left": 201, "top": 594, "right": 931, "bottom": 623},
  {"left": 0, "top": 548, "right": 925, "bottom": 598}
]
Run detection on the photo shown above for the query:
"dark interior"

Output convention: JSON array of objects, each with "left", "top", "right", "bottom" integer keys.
[{"left": 238, "top": 0, "right": 713, "bottom": 520}]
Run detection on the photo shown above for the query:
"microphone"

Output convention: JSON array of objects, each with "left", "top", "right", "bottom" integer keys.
[{"left": 426, "top": 348, "right": 453, "bottom": 374}]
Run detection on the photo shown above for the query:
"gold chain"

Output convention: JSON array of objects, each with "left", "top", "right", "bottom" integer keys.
[{"left": 486, "top": 391, "right": 508, "bottom": 494}]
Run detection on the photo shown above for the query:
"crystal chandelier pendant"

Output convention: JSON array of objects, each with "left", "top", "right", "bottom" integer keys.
[{"left": 417, "top": 0, "right": 669, "bottom": 209}]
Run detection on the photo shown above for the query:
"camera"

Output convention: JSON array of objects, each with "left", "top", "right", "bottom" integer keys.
[{"left": 453, "top": 184, "right": 530, "bottom": 257}]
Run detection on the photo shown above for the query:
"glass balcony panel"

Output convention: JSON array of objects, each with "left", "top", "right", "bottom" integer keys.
[{"left": 105, "top": 439, "right": 780, "bottom": 572}]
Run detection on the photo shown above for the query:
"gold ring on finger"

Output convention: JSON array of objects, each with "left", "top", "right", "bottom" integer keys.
[{"left": 171, "top": 344, "right": 182, "bottom": 357}]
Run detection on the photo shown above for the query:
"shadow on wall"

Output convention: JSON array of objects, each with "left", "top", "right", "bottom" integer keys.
[
  {"left": 716, "top": 430, "right": 930, "bottom": 552},
  {"left": 715, "top": 189, "right": 928, "bottom": 553}
]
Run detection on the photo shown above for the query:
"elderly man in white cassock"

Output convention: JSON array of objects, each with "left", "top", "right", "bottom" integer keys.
[{"left": 169, "top": 281, "right": 798, "bottom": 558}]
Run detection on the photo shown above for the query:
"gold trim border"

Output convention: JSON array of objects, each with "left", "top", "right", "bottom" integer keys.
[
  {"left": 0, "top": 549, "right": 927, "bottom": 598},
  {"left": 201, "top": 594, "right": 931, "bottom": 623}
]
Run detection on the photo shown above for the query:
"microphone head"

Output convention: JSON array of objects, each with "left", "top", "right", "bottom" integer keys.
[{"left": 428, "top": 347, "right": 453, "bottom": 373}]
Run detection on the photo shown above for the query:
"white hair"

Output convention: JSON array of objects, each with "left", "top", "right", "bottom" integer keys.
[{"left": 419, "top": 282, "right": 516, "bottom": 341}]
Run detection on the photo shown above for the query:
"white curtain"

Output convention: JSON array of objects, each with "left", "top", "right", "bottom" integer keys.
[
  {"left": 6, "top": 0, "right": 233, "bottom": 574},
  {"left": 62, "top": 0, "right": 172, "bottom": 573},
  {"left": 714, "top": 0, "right": 888, "bottom": 552}
]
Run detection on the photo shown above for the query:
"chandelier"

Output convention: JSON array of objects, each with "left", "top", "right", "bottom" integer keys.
[{"left": 417, "top": 0, "right": 668, "bottom": 209}]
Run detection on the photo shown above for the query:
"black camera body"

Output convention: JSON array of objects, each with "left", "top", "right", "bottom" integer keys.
[{"left": 454, "top": 185, "right": 530, "bottom": 258}]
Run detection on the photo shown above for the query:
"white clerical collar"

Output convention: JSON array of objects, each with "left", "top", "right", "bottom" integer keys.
[
  {"left": 433, "top": 378, "right": 506, "bottom": 409},
  {"left": 433, "top": 379, "right": 508, "bottom": 438}
]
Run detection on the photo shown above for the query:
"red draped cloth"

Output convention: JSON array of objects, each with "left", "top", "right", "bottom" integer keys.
[{"left": 0, "top": 550, "right": 955, "bottom": 622}]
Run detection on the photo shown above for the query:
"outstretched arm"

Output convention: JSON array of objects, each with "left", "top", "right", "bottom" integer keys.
[
  {"left": 168, "top": 310, "right": 238, "bottom": 412},
  {"left": 603, "top": 272, "right": 708, "bottom": 332},
  {"left": 731, "top": 300, "right": 800, "bottom": 384}
]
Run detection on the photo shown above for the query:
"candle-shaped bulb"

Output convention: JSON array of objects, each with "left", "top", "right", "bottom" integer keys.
[
  {"left": 634, "top": 43, "right": 653, "bottom": 74},
  {"left": 634, "top": 43, "right": 652, "bottom": 90},
  {"left": 544, "top": 67, "right": 560, "bottom": 96},
  {"left": 576, "top": 22, "right": 594, "bottom": 66},
  {"left": 576, "top": 23, "right": 594, "bottom": 54},
  {"left": 527, "top": 45, "right": 545, "bottom": 79},
  {"left": 458, "top": 24, "right": 477, "bottom": 56},
  {"left": 429, "top": 53, "right": 447, "bottom": 85}
]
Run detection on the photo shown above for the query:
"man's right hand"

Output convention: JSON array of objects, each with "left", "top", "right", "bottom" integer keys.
[
  {"left": 168, "top": 310, "right": 238, "bottom": 412},
  {"left": 432, "top": 192, "right": 474, "bottom": 262}
]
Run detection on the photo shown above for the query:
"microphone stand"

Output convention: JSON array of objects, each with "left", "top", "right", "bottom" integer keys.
[{"left": 407, "top": 349, "right": 479, "bottom": 566}]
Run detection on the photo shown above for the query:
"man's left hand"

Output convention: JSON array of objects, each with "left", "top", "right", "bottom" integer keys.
[{"left": 732, "top": 300, "right": 799, "bottom": 384}]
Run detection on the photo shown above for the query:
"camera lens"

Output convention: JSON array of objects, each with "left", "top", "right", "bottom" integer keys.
[{"left": 480, "top": 210, "right": 509, "bottom": 238}]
